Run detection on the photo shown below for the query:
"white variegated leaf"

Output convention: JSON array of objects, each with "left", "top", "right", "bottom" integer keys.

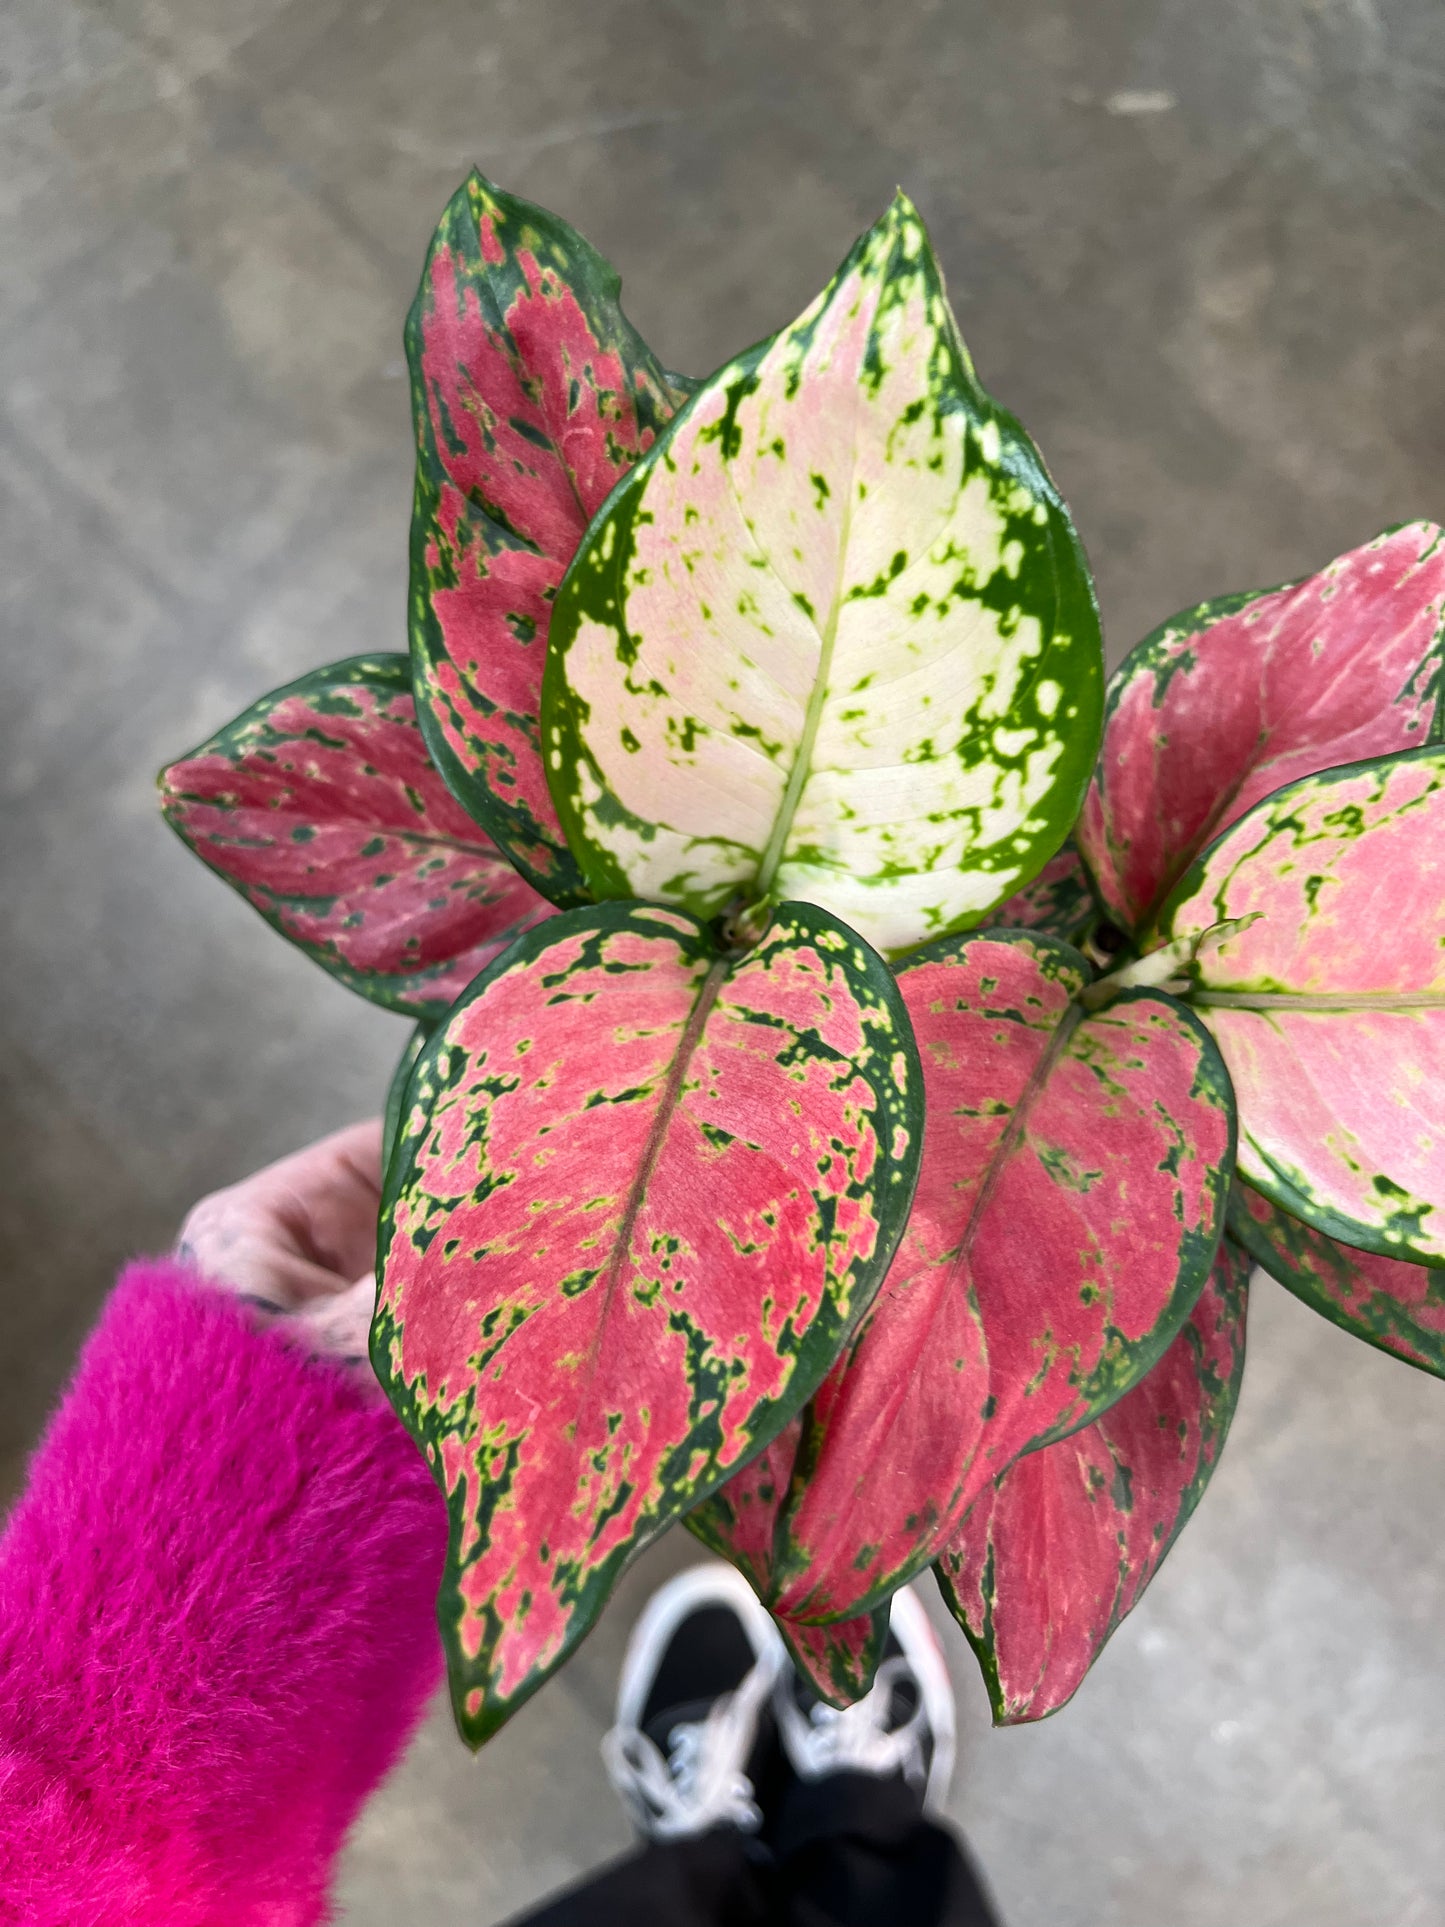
[{"left": 542, "top": 193, "right": 1103, "bottom": 955}]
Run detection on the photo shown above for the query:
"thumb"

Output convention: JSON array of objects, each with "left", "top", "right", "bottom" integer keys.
[{"left": 295, "top": 1271, "right": 378, "bottom": 1367}]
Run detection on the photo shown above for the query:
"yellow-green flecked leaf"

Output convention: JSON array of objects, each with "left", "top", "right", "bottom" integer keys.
[{"left": 543, "top": 193, "right": 1103, "bottom": 956}]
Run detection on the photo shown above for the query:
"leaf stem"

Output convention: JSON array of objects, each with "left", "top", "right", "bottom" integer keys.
[
  {"left": 1190, "top": 989, "right": 1445, "bottom": 1010},
  {"left": 1081, "top": 915, "right": 1264, "bottom": 1010},
  {"left": 1079, "top": 935, "right": 1196, "bottom": 1009}
]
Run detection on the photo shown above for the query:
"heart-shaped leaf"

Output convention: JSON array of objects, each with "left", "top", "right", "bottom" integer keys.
[
  {"left": 766, "top": 930, "right": 1235, "bottom": 1625},
  {"left": 1159, "top": 747, "right": 1445, "bottom": 1262},
  {"left": 1078, "top": 523, "right": 1445, "bottom": 933},
  {"left": 935, "top": 1237, "right": 1250, "bottom": 1725},
  {"left": 687, "top": 1422, "right": 887, "bottom": 1707},
  {"left": 373, "top": 900, "right": 921, "bottom": 1744},
  {"left": 544, "top": 191, "right": 1103, "bottom": 957},
  {"left": 159, "top": 656, "right": 553, "bottom": 1017},
  {"left": 1229, "top": 1183, "right": 1445, "bottom": 1378},
  {"left": 407, "top": 172, "right": 691, "bottom": 902},
  {"left": 987, "top": 841, "right": 1098, "bottom": 944}
]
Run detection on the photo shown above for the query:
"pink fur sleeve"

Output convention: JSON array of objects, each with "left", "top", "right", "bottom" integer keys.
[{"left": 0, "top": 1259, "right": 448, "bottom": 1926}]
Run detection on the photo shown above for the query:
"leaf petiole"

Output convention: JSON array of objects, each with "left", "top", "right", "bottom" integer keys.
[{"left": 1080, "top": 915, "right": 1262, "bottom": 1010}]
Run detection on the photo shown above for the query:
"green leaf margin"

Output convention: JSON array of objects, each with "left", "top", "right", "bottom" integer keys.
[
  {"left": 541, "top": 198, "right": 1103, "bottom": 953},
  {"left": 371, "top": 896, "right": 926, "bottom": 1746},
  {"left": 404, "top": 172, "right": 694, "bottom": 905},
  {"left": 1153, "top": 743, "right": 1445, "bottom": 1267}
]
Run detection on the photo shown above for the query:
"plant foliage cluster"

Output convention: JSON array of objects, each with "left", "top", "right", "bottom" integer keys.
[{"left": 162, "top": 174, "right": 1445, "bottom": 1745}]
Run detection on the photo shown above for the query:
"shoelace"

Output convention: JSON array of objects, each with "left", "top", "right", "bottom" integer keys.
[
  {"left": 779, "top": 1656, "right": 929, "bottom": 1791},
  {"left": 602, "top": 1658, "right": 774, "bottom": 1841}
]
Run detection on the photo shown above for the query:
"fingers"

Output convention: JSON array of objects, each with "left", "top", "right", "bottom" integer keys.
[
  {"left": 176, "top": 1218, "right": 359, "bottom": 1310},
  {"left": 293, "top": 1272, "right": 379, "bottom": 1366},
  {"left": 176, "top": 1118, "right": 385, "bottom": 1305},
  {"left": 254, "top": 1119, "right": 384, "bottom": 1283}
]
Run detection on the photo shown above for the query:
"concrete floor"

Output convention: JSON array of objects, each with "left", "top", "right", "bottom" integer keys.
[{"left": 4, "top": 0, "right": 1445, "bottom": 1920}]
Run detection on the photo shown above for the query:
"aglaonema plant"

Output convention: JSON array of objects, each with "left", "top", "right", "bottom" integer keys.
[{"left": 160, "top": 170, "right": 1445, "bottom": 1747}]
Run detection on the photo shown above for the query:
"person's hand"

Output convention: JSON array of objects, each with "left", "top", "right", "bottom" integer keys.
[{"left": 175, "top": 1119, "right": 384, "bottom": 1363}]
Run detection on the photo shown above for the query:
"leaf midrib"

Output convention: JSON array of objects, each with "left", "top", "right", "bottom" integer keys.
[
  {"left": 752, "top": 462, "right": 857, "bottom": 904},
  {"left": 584, "top": 956, "right": 730, "bottom": 1374},
  {"left": 1194, "top": 989, "right": 1445, "bottom": 1010},
  {"left": 201, "top": 802, "right": 504, "bottom": 864},
  {"left": 949, "top": 1003, "right": 1084, "bottom": 1283}
]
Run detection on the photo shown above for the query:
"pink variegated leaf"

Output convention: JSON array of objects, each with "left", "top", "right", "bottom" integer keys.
[
  {"left": 408, "top": 173, "right": 692, "bottom": 902},
  {"left": 1229, "top": 1184, "right": 1445, "bottom": 1378},
  {"left": 159, "top": 655, "right": 553, "bottom": 1018},
  {"left": 374, "top": 900, "right": 922, "bottom": 1745},
  {"left": 687, "top": 1424, "right": 886, "bottom": 1708},
  {"left": 1161, "top": 746, "right": 1445, "bottom": 1263},
  {"left": 545, "top": 192, "right": 1102, "bottom": 959},
  {"left": 686, "top": 1421, "right": 801, "bottom": 1600},
  {"left": 766, "top": 930, "right": 1235, "bottom": 1626},
  {"left": 777, "top": 1611, "right": 889, "bottom": 1708},
  {"left": 1078, "top": 523, "right": 1445, "bottom": 933},
  {"left": 935, "top": 1237, "right": 1250, "bottom": 1725},
  {"left": 986, "top": 842, "right": 1098, "bottom": 945}
]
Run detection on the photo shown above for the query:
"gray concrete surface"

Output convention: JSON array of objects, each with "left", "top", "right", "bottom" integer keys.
[{"left": 4, "top": 1, "right": 1444, "bottom": 1921}]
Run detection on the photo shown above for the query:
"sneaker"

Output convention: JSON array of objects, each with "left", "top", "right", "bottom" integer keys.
[
  {"left": 602, "top": 1563, "right": 788, "bottom": 1841},
  {"left": 773, "top": 1584, "right": 956, "bottom": 1812}
]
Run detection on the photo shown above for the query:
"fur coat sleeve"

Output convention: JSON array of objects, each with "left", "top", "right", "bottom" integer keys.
[{"left": 0, "top": 1259, "right": 448, "bottom": 1926}]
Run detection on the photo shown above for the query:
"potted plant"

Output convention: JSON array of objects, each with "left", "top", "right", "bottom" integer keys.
[{"left": 160, "top": 172, "right": 1445, "bottom": 1747}]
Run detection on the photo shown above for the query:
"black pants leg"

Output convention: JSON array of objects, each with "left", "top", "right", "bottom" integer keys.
[
  {"left": 502, "top": 1824, "right": 771, "bottom": 1927},
  {"left": 770, "top": 1771, "right": 999, "bottom": 1927},
  {"left": 501, "top": 1773, "right": 1001, "bottom": 1927}
]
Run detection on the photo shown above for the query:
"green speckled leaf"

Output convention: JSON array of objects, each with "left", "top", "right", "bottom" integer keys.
[
  {"left": 159, "top": 655, "right": 553, "bottom": 1017},
  {"left": 407, "top": 173, "right": 692, "bottom": 902},
  {"left": 686, "top": 1421, "right": 802, "bottom": 1598},
  {"left": 764, "top": 930, "right": 1236, "bottom": 1625},
  {"left": 374, "top": 899, "right": 922, "bottom": 1744},
  {"left": 777, "top": 1609, "right": 889, "bottom": 1708},
  {"left": 1160, "top": 747, "right": 1445, "bottom": 1263},
  {"left": 1079, "top": 523, "right": 1445, "bottom": 934},
  {"left": 1229, "top": 1184, "right": 1445, "bottom": 1379},
  {"left": 544, "top": 192, "right": 1102, "bottom": 957},
  {"left": 986, "top": 841, "right": 1100, "bottom": 945},
  {"left": 936, "top": 1237, "right": 1250, "bottom": 1724}
]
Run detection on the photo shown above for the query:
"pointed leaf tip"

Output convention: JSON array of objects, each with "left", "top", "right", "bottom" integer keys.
[
  {"left": 375, "top": 898, "right": 922, "bottom": 1744},
  {"left": 405, "top": 174, "right": 693, "bottom": 904},
  {"left": 1080, "top": 521, "right": 1445, "bottom": 932},
  {"left": 159, "top": 654, "right": 553, "bottom": 1017},
  {"left": 685, "top": 1413, "right": 887, "bottom": 1709},
  {"left": 936, "top": 1238, "right": 1250, "bottom": 1725},
  {"left": 776, "top": 1607, "right": 889, "bottom": 1708},
  {"left": 544, "top": 197, "right": 1101, "bottom": 957}
]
